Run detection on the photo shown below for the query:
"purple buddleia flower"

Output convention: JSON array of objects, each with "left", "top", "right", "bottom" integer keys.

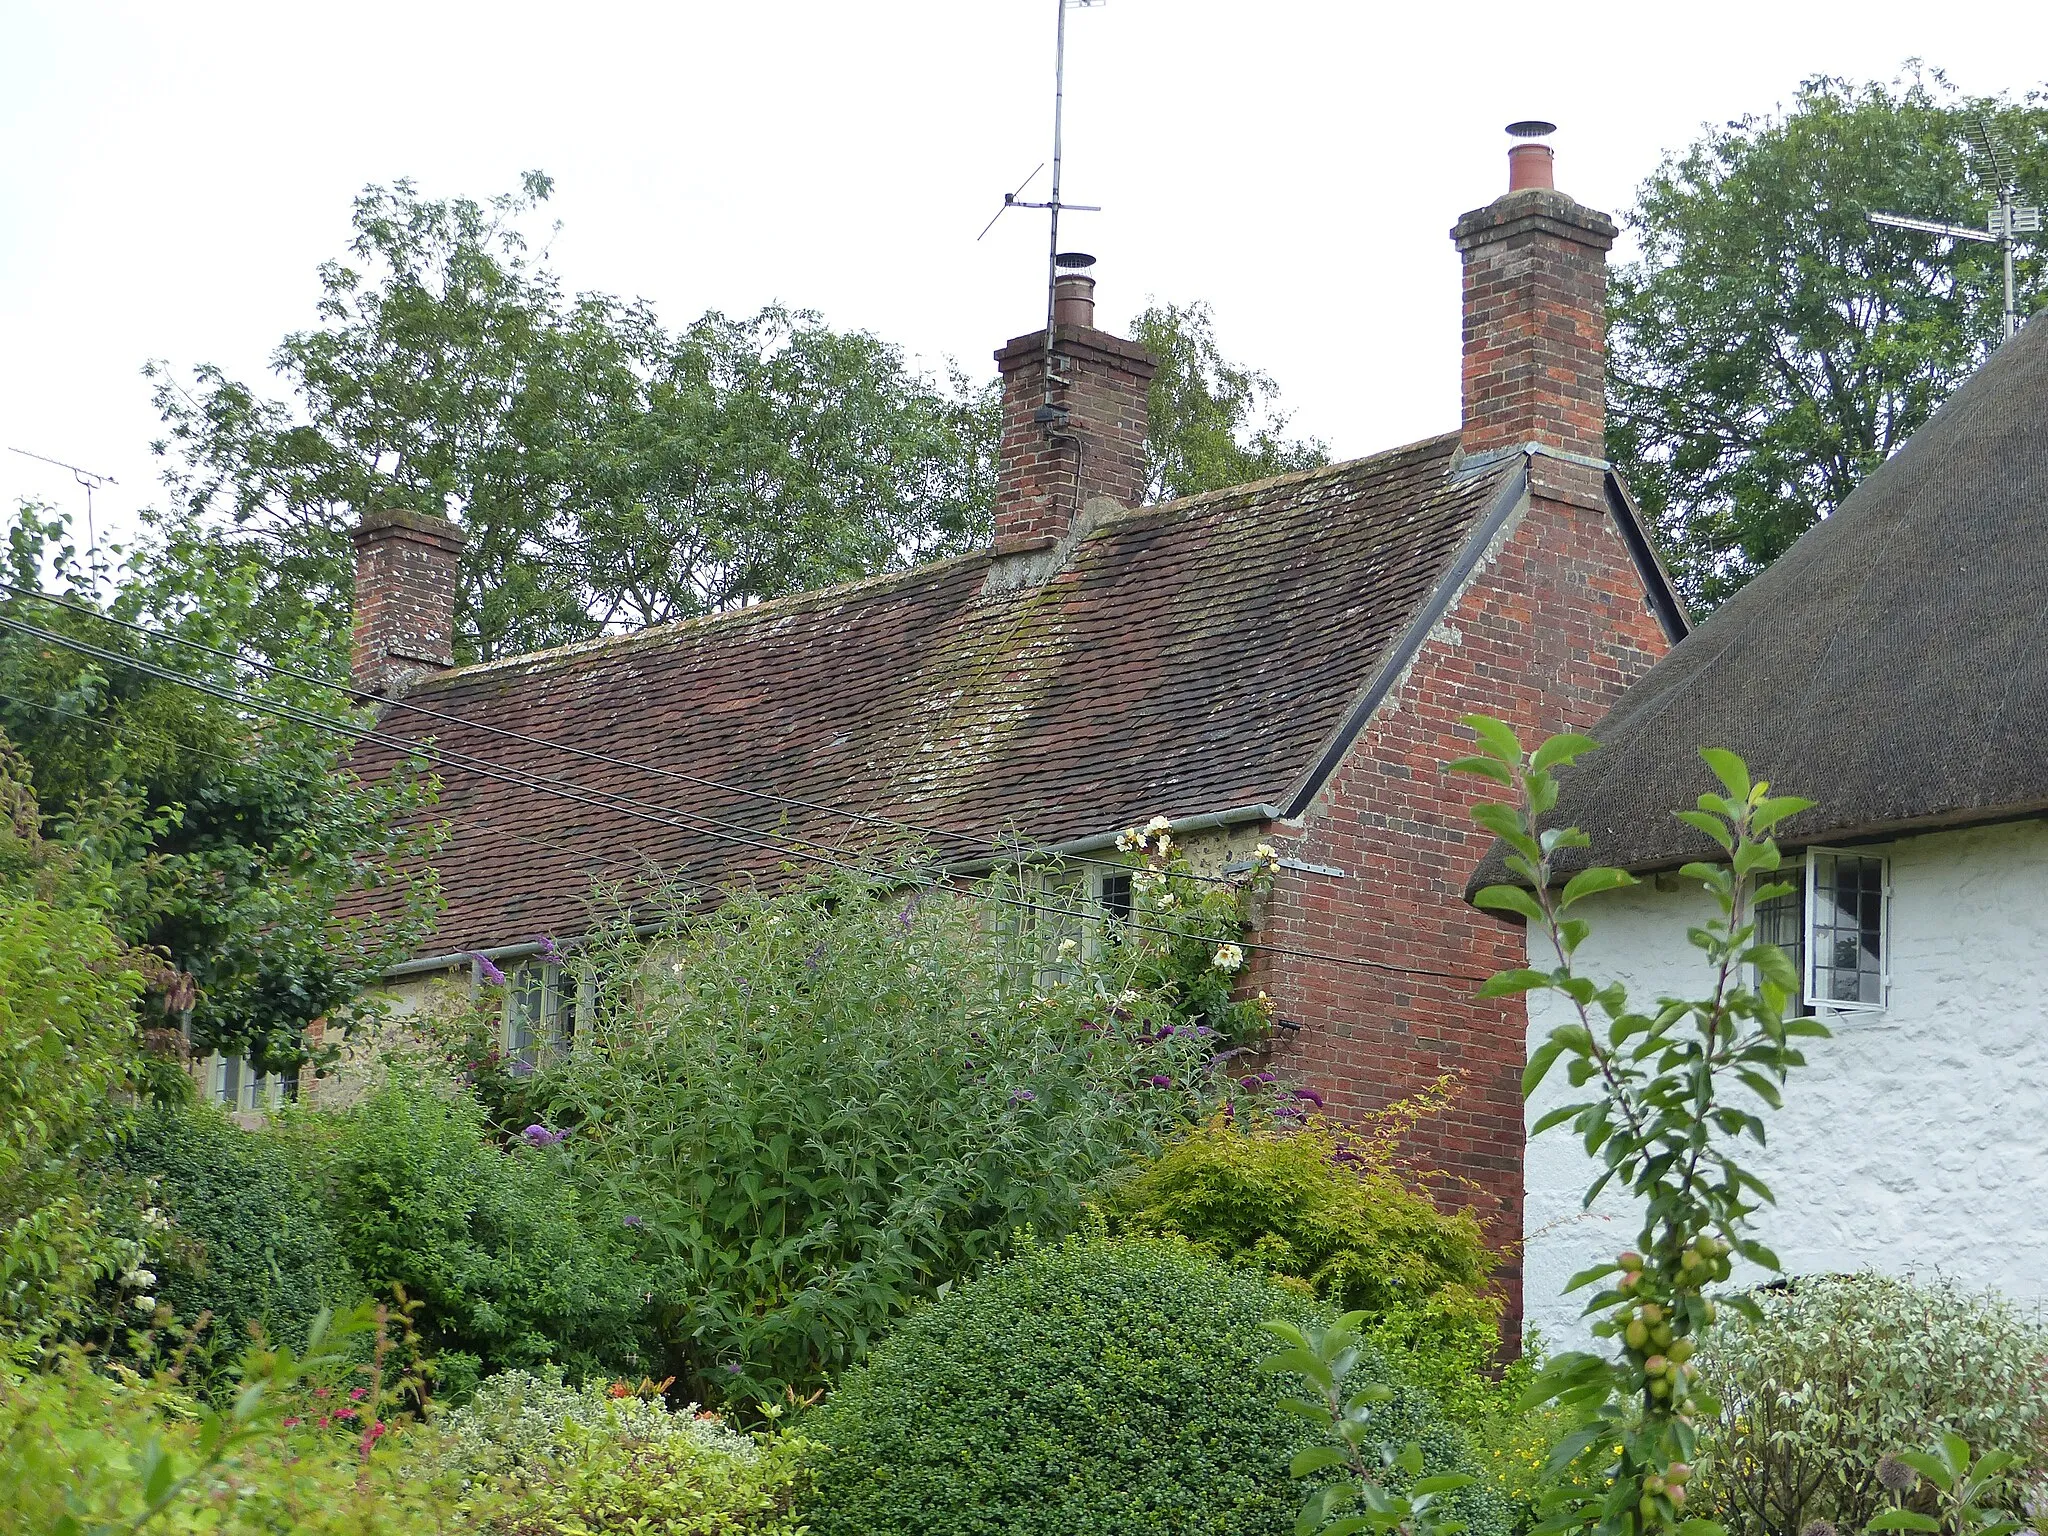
[
  {"left": 521, "top": 1123, "right": 566, "bottom": 1147},
  {"left": 1009, "top": 1088, "right": 1037, "bottom": 1106},
  {"left": 623, "top": 1214, "right": 645, "bottom": 1228},
  {"left": 536, "top": 935, "right": 562, "bottom": 962},
  {"left": 1149, "top": 1074, "right": 1173, "bottom": 1089},
  {"left": 1291, "top": 1086, "right": 1326, "bottom": 1109},
  {"left": 898, "top": 896, "right": 920, "bottom": 930},
  {"left": 472, "top": 952, "right": 507, "bottom": 986}
]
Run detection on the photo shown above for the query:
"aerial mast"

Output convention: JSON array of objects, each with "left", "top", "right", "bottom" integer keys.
[{"left": 1868, "top": 115, "right": 2040, "bottom": 344}]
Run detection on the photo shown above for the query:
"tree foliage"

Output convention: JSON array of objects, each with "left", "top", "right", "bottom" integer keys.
[
  {"left": 1609, "top": 69, "right": 2048, "bottom": 610},
  {"left": 1131, "top": 300, "right": 1328, "bottom": 502},
  {"left": 0, "top": 505, "right": 442, "bottom": 1063},
  {"left": 148, "top": 173, "right": 999, "bottom": 664}
]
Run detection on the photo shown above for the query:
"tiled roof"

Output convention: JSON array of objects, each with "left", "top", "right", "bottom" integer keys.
[
  {"left": 349, "top": 433, "right": 1518, "bottom": 956},
  {"left": 1473, "top": 308, "right": 2048, "bottom": 888}
]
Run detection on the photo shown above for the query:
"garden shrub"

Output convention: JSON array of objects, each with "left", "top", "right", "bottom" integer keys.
[
  {"left": 117, "top": 1102, "right": 363, "bottom": 1378},
  {"left": 1693, "top": 1272, "right": 2048, "bottom": 1536},
  {"left": 314, "top": 1073, "right": 654, "bottom": 1384},
  {"left": 436, "top": 1367, "right": 815, "bottom": 1534},
  {"left": 0, "top": 1343, "right": 458, "bottom": 1534},
  {"left": 0, "top": 877, "right": 148, "bottom": 1340},
  {"left": 805, "top": 1234, "right": 1507, "bottom": 1536},
  {"left": 1105, "top": 1098, "right": 1503, "bottom": 1416},
  {"left": 519, "top": 870, "right": 1251, "bottom": 1405}
]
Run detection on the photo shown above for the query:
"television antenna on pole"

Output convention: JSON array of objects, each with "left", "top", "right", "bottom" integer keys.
[
  {"left": 1868, "top": 115, "right": 2040, "bottom": 343},
  {"left": 8, "top": 445, "right": 118, "bottom": 593},
  {"left": 977, "top": 0, "right": 1107, "bottom": 410}
]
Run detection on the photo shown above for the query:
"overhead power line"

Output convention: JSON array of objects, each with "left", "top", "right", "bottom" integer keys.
[
  {"left": 0, "top": 577, "right": 1251, "bottom": 889},
  {"left": 0, "top": 607, "right": 1490, "bottom": 984}
]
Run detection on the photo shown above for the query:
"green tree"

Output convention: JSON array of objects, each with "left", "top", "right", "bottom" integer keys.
[
  {"left": 1609, "top": 69, "right": 2048, "bottom": 611},
  {"left": 148, "top": 173, "right": 998, "bottom": 664},
  {"left": 1131, "top": 300, "right": 1328, "bottom": 502},
  {"left": 0, "top": 505, "right": 442, "bottom": 1066}
]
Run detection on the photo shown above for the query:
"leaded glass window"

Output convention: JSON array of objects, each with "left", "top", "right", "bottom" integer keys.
[
  {"left": 1808, "top": 851, "right": 1887, "bottom": 1008},
  {"left": 1753, "top": 867, "right": 1811, "bottom": 1018}
]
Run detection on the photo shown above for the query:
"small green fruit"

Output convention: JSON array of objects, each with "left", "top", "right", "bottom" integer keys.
[
  {"left": 1626, "top": 1320, "right": 1649, "bottom": 1350},
  {"left": 1644, "top": 1355, "right": 1669, "bottom": 1377},
  {"left": 1640, "top": 1303, "right": 1664, "bottom": 1324},
  {"left": 1618, "top": 1251, "right": 1644, "bottom": 1272}
]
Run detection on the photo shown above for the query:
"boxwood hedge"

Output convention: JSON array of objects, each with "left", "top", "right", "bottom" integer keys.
[{"left": 805, "top": 1235, "right": 1507, "bottom": 1536}]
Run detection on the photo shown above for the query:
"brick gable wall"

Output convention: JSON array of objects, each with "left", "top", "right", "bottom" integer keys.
[{"left": 1255, "top": 463, "right": 1673, "bottom": 1342}]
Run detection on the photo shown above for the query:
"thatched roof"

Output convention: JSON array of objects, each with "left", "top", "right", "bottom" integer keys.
[{"left": 1476, "top": 309, "right": 2048, "bottom": 886}]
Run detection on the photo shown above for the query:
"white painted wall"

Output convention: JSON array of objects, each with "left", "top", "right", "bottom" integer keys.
[{"left": 1522, "top": 817, "right": 2048, "bottom": 1349}]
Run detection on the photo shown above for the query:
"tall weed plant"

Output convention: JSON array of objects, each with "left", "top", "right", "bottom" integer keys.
[{"left": 510, "top": 868, "right": 1246, "bottom": 1407}]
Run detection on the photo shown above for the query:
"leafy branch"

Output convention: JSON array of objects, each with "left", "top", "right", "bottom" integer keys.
[
  {"left": 1262, "top": 1310, "right": 1476, "bottom": 1536},
  {"left": 1450, "top": 716, "right": 1827, "bottom": 1536}
]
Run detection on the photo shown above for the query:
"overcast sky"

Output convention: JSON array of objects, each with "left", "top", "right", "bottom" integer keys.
[{"left": 4, "top": 1, "right": 2045, "bottom": 553}]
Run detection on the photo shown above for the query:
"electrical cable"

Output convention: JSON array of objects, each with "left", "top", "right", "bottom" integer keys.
[
  {"left": 0, "top": 578, "right": 1247, "bottom": 889},
  {"left": 0, "top": 609, "right": 1491, "bottom": 983}
]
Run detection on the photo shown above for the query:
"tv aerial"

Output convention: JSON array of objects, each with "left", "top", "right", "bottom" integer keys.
[
  {"left": 979, "top": 0, "right": 1107, "bottom": 410},
  {"left": 1868, "top": 114, "right": 2040, "bottom": 343}
]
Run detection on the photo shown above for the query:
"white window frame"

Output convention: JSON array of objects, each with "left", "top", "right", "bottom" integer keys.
[
  {"left": 205, "top": 1052, "right": 296, "bottom": 1112},
  {"left": 502, "top": 960, "right": 583, "bottom": 1065},
  {"left": 1801, "top": 846, "right": 1891, "bottom": 1013}
]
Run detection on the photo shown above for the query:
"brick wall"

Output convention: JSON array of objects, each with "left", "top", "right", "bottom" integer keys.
[
  {"left": 992, "top": 325, "right": 1155, "bottom": 550},
  {"left": 1454, "top": 189, "right": 1618, "bottom": 463},
  {"left": 351, "top": 508, "right": 465, "bottom": 695},
  {"left": 1256, "top": 467, "right": 1673, "bottom": 1342}
]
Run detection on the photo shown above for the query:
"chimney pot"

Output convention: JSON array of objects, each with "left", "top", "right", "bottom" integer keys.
[
  {"left": 1507, "top": 141, "right": 1554, "bottom": 191},
  {"left": 1052, "top": 271, "right": 1096, "bottom": 328}
]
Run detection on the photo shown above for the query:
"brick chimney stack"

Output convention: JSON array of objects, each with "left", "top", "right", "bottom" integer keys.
[
  {"left": 992, "top": 259, "right": 1155, "bottom": 553},
  {"left": 351, "top": 508, "right": 465, "bottom": 696},
  {"left": 1452, "top": 126, "right": 1618, "bottom": 465}
]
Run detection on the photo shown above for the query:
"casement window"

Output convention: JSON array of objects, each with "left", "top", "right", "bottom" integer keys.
[
  {"left": 504, "top": 961, "right": 584, "bottom": 1069},
  {"left": 206, "top": 1053, "right": 297, "bottom": 1112},
  {"left": 1753, "top": 848, "right": 1890, "bottom": 1014}
]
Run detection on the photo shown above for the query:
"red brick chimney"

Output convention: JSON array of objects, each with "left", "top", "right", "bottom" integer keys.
[
  {"left": 992, "top": 260, "right": 1155, "bottom": 552},
  {"left": 1452, "top": 126, "right": 1617, "bottom": 465},
  {"left": 351, "top": 508, "right": 465, "bottom": 695}
]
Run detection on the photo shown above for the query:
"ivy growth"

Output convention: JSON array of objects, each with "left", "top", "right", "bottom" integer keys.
[{"left": 1450, "top": 715, "right": 1829, "bottom": 1536}]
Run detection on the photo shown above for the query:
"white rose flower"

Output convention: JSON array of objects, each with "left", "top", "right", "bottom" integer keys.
[
  {"left": 1144, "top": 814, "right": 1172, "bottom": 835},
  {"left": 133, "top": 1296, "right": 157, "bottom": 1314},
  {"left": 1211, "top": 943, "right": 1245, "bottom": 972}
]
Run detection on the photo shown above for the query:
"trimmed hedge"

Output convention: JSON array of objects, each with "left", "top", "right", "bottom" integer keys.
[
  {"left": 120, "top": 1105, "right": 361, "bottom": 1371},
  {"left": 806, "top": 1235, "right": 1506, "bottom": 1536}
]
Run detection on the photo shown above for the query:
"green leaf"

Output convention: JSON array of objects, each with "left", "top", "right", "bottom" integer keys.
[
  {"left": 1673, "top": 810, "right": 1735, "bottom": 852},
  {"left": 1867, "top": 1513, "right": 1943, "bottom": 1532},
  {"left": 1449, "top": 755, "right": 1515, "bottom": 785},
  {"left": 1523, "top": 1040, "right": 1567, "bottom": 1098},
  {"left": 1463, "top": 715, "right": 1523, "bottom": 762},
  {"left": 1413, "top": 1475, "right": 1477, "bottom": 1494},
  {"left": 1558, "top": 866, "right": 1635, "bottom": 909},
  {"left": 1473, "top": 885, "right": 1546, "bottom": 923},
  {"left": 1696, "top": 747, "right": 1753, "bottom": 801},
  {"left": 1291, "top": 1445, "right": 1354, "bottom": 1477},
  {"left": 1481, "top": 968, "right": 1554, "bottom": 999},
  {"left": 1531, "top": 733, "right": 1600, "bottom": 772}
]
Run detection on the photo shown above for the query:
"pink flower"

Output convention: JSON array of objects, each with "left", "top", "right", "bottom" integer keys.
[
  {"left": 282, "top": 1416, "right": 301, "bottom": 1428},
  {"left": 348, "top": 1386, "right": 368, "bottom": 1401}
]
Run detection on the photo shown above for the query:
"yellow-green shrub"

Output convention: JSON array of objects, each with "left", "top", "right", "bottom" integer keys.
[{"left": 1104, "top": 1104, "right": 1501, "bottom": 1414}]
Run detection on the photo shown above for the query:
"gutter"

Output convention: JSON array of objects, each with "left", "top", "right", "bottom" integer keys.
[{"left": 936, "top": 801, "right": 1288, "bottom": 877}]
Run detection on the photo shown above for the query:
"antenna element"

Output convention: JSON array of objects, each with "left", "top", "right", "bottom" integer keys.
[{"left": 1867, "top": 113, "right": 2040, "bottom": 343}]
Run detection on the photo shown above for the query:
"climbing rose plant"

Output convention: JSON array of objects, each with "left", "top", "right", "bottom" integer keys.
[{"left": 1450, "top": 716, "right": 1829, "bottom": 1536}]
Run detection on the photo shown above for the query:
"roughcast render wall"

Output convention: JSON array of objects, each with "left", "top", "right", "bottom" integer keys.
[{"left": 1522, "top": 818, "right": 2048, "bottom": 1348}]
